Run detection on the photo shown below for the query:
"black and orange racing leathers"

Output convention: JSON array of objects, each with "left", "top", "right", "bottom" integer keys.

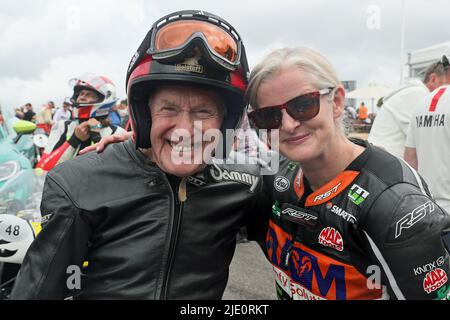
[{"left": 256, "top": 139, "right": 450, "bottom": 300}]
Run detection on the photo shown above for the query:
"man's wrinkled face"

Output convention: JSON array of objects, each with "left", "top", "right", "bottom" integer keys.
[{"left": 149, "top": 85, "right": 225, "bottom": 177}]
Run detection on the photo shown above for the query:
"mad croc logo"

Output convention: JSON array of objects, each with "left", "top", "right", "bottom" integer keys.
[
  {"left": 423, "top": 268, "right": 448, "bottom": 294},
  {"left": 318, "top": 227, "right": 344, "bottom": 252}
]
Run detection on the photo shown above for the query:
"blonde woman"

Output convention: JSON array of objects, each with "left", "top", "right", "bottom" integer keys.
[{"left": 247, "top": 47, "right": 450, "bottom": 300}]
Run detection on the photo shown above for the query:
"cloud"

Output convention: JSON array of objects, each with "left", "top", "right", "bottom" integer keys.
[{"left": 1, "top": 0, "right": 449, "bottom": 113}]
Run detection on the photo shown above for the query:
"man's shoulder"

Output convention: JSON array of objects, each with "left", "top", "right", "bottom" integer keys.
[
  {"left": 46, "top": 142, "right": 153, "bottom": 207},
  {"left": 49, "top": 142, "right": 131, "bottom": 181}
]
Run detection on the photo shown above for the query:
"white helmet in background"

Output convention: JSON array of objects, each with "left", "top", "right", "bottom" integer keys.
[
  {"left": 0, "top": 215, "right": 40, "bottom": 264},
  {"left": 69, "top": 73, "right": 117, "bottom": 120}
]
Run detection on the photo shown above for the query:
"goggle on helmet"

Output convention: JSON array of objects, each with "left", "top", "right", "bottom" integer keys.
[{"left": 126, "top": 10, "right": 250, "bottom": 151}]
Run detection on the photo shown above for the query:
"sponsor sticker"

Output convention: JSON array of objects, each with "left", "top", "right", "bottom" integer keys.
[
  {"left": 318, "top": 227, "right": 344, "bottom": 252},
  {"left": 280, "top": 204, "right": 318, "bottom": 228},
  {"left": 413, "top": 256, "right": 445, "bottom": 276},
  {"left": 395, "top": 201, "right": 435, "bottom": 239},
  {"left": 274, "top": 176, "right": 290, "bottom": 192},
  {"left": 175, "top": 55, "right": 204, "bottom": 74},
  {"left": 434, "top": 285, "right": 450, "bottom": 300},
  {"left": 348, "top": 184, "right": 370, "bottom": 206},
  {"left": 209, "top": 165, "right": 259, "bottom": 188},
  {"left": 186, "top": 175, "right": 206, "bottom": 187},
  {"left": 313, "top": 183, "right": 342, "bottom": 203},
  {"left": 328, "top": 204, "right": 357, "bottom": 224},
  {"left": 272, "top": 201, "right": 281, "bottom": 218},
  {"left": 423, "top": 268, "right": 448, "bottom": 294},
  {"left": 273, "top": 265, "right": 325, "bottom": 300}
]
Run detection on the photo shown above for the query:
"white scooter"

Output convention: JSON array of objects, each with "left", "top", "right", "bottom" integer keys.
[{"left": 0, "top": 169, "right": 45, "bottom": 298}]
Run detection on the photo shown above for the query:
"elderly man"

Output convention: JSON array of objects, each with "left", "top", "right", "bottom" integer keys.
[{"left": 11, "top": 10, "right": 267, "bottom": 300}]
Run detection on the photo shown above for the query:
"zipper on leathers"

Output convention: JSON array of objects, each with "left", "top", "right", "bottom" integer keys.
[{"left": 161, "top": 177, "right": 187, "bottom": 299}]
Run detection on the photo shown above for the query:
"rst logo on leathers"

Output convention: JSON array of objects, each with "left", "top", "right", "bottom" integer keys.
[
  {"left": 313, "top": 183, "right": 342, "bottom": 203},
  {"left": 280, "top": 204, "right": 318, "bottom": 228},
  {"left": 395, "top": 201, "right": 435, "bottom": 239}
]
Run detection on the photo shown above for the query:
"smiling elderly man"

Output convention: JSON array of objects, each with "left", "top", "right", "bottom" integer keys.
[{"left": 11, "top": 10, "right": 269, "bottom": 300}]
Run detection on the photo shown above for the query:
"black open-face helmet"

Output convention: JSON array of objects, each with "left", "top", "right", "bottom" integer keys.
[{"left": 126, "top": 10, "right": 249, "bottom": 154}]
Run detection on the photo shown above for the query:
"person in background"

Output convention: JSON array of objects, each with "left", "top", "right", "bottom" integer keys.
[
  {"left": 117, "top": 99, "right": 130, "bottom": 129},
  {"left": 36, "top": 102, "right": 54, "bottom": 134},
  {"left": 0, "top": 109, "right": 5, "bottom": 128},
  {"left": 108, "top": 103, "right": 122, "bottom": 127},
  {"left": 22, "top": 103, "right": 36, "bottom": 122},
  {"left": 53, "top": 101, "right": 72, "bottom": 122},
  {"left": 35, "top": 73, "right": 127, "bottom": 172},
  {"left": 368, "top": 56, "right": 450, "bottom": 158},
  {"left": 14, "top": 108, "right": 24, "bottom": 120},
  {"left": 405, "top": 56, "right": 450, "bottom": 213},
  {"left": 357, "top": 101, "right": 368, "bottom": 121}
]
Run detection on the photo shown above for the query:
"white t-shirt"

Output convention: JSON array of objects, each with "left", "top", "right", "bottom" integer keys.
[
  {"left": 405, "top": 85, "right": 450, "bottom": 212},
  {"left": 53, "top": 108, "right": 72, "bottom": 122},
  {"left": 368, "top": 80, "right": 429, "bottom": 158}
]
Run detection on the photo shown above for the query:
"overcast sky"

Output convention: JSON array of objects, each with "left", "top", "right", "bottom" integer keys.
[{"left": 1, "top": 0, "right": 449, "bottom": 115}]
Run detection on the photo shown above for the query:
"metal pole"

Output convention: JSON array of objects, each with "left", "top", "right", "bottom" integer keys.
[{"left": 400, "top": 0, "right": 407, "bottom": 84}]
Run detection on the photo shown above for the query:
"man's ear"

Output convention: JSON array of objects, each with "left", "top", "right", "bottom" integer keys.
[{"left": 332, "top": 86, "right": 346, "bottom": 119}]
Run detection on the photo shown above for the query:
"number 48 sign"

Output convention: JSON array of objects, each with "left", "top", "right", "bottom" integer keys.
[{"left": 0, "top": 216, "right": 30, "bottom": 243}]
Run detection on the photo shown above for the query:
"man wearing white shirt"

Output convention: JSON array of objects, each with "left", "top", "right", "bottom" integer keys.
[
  {"left": 404, "top": 56, "right": 450, "bottom": 212},
  {"left": 368, "top": 57, "right": 450, "bottom": 158},
  {"left": 53, "top": 102, "right": 72, "bottom": 122}
]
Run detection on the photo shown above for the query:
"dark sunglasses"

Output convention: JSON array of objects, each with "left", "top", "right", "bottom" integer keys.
[{"left": 248, "top": 87, "right": 334, "bottom": 129}]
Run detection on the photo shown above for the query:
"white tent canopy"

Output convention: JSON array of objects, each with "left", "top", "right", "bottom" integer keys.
[
  {"left": 346, "top": 83, "right": 393, "bottom": 113},
  {"left": 407, "top": 41, "right": 450, "bottom": 78}
]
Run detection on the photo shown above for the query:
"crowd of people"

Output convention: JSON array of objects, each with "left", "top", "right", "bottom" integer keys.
[
  {"left": 10, "top": 98, "right": 130, "bottom": 134},
  {"left": 2, "top": 9, "right": 449, "bottom": 301}
]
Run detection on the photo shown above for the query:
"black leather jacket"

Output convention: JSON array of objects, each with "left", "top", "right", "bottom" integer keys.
[{"left": 11, "top": 140, "right": 267, "bottom": 299}]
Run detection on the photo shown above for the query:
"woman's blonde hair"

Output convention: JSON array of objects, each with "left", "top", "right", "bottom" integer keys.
[
  {"left": 246, "top": 47, "right": 350, "bottom": 134},
  {"left": 247, "top": 47, "right": 342, "bottom": 108}
]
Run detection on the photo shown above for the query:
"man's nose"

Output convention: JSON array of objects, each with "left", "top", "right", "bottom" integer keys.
[{"left": 174, "top": 111, "right": 195, "bottom": 136}]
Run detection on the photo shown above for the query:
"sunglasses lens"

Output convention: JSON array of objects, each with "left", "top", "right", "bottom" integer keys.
[
  {"left": 250, "top": 108, "right": 282, "bottom": 129},
  {"left": 286, "top": 92, "right": 320, "bottom": 121}
]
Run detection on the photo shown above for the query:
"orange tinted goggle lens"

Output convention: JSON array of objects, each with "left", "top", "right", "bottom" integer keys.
[{"left": 155, "top": 20, "right": 238, "bottom": 63}]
